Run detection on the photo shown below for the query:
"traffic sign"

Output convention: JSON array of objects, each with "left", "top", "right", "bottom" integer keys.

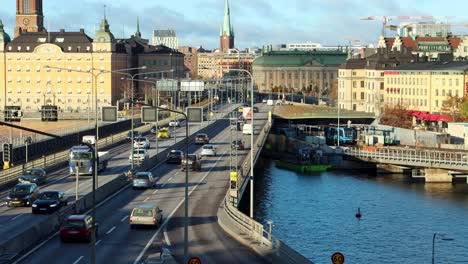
[
  {"left": 186, "top": 107, "right": 203, "bottom": 123},
  {"left": 188, "top": 256, "right": 202, "bottom": 264},
  {"left": 102, "top": 106, "right": 118, "bottom": 122},
  {"left": 141, "top": 106, "right": 158, "bottom": 123},
  {"left": 331, "top": 252, "right": 345, "bottom": 264}
]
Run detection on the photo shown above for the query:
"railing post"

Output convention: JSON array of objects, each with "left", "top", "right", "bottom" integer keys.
[{"left": 43, "top": 155, "right": 46, "bottom": 168}]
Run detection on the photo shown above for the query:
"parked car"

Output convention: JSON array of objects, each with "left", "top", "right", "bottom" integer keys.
[
  {"left": 200, "top": 144, "right": 217, "bottom": 157},
  {"left": 132, "top": 172, "right": 156, "bottom": 189},
  {"left": 243, "top": 123, "right": 253, "bottom": 135},
  {"left": 194, "top": 133, "right": 209, "bottom": 145},
  {"left": 231, "top": 140, "right": 245, "bottom": 150},
  {"left": 32, "top": 190, "right": 68, "bottom": 214},
  {"left": 60, "top": 215, "right": 98, "bottom": 242},
  {"left": 133, "top": 137, "right": 150, "bottom": 149},
  {"left": 18, "top": 168, "right": 47, "bottom": 185},
  {"left": 169, "top": 120, "right": 180, "bottom": 127},
  {"left": 130, "top": 205, "right": 163, "bottom": 228},
  {"left": 127, "top": 131, "right": 142, "bottom": 141},
  {"left": 129, "top": 149, "right": 149, "bottom": 164},
  {"left": 157, "top": 128, "right": 171, "bottom": 139},
  {"left": 166, "top": 150, "right": 184, "bottom": 164},
  {"left": 181, "top": 154, "right": 202, "bottom": 172},
  {"left": 7, "top": 183, "right": 40, "bottom": 207},
  {"left": 262, "top": 99, "right": 267, "bottom": 103}
]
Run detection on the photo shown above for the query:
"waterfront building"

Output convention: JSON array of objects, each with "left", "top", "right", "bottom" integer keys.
[
  {"left": 252, "top": 50, "right": 347, "bottom": 97},
  {"left": 178, "top": 46, "right": 198, "bottom": 78},
  {"left": 197, "top": 50, "right": 255, "bottom": 79},
  {"left": 398, "top": 22, "right": 451, "bottom": 38},
  {"left": 453, "top": 36, "right": 468, "bottom": 60},
  {"left": 338, "top": 48, "right": 415, "bottom": 113},
  {"left": 152, "top": 29, "right": 178, "bottom": 49},
  {"left": 220, "top": 0, "right": 234, "bottom": 52},
  {"left": 0, "top": 0, "right": 184, "bottom": 114},
  {"left": 384, "top": 61, "right": 468, "bottom": 113}
]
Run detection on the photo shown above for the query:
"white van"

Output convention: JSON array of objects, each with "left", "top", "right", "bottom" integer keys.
[
  {"left": 243, "top": 123, "right": 253, "bottom": 135},
  {"left": 267, "top": 99, "right": 274, "bottom": 106},
  {"left": 82, "top": 135, "right": 96, "bottom": 145}
]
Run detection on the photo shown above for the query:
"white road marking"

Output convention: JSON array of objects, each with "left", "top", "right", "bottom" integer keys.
[
  {"left": 106, "top": 226, "right": 116, "bottom": 235},
  {"left": 72, "top": 256, "right": 84, "bottom": 264},
  {"left": 95, "top": 239, "right": 102, "bottom": 246},
  {"left": 152, "top": 189, "right": 159, "bottom": 194},
  {"left": 10, "top": 214, "right": 22, "bottom": 221},
  {"left": 144, "top": 197, "right": 150, "bottom": 202},
  {"left": 168, "top": 177, "right": 173, "bottom": 182},
  {"left": 163, "top": 224, "right": 171, "bottom": 246},
  {"left": 133, "top": 150, "right": 227, "bottom": 264},
  {"left": 121, "top": 215, "right": 129, "bottom": 222}
]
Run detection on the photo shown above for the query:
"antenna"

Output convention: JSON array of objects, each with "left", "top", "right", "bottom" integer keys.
[{"left": 104, "top": 4, "right": 107, "bottom": 18}]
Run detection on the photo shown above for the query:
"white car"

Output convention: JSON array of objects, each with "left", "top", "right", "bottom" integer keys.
[
  {"left": 133, "top": 137, "right": 150, "bottom": 149},
  {"left": 129, "top": 149, "right": 149, "bottom": 163},
  {"left": 169, "top": 120, "right": 180, "bottom": 127},
  {"left": 200, "top": 144, "right": 217, "bottom": 157}
]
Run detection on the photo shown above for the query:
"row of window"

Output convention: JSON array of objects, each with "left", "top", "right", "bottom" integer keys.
[
  {"left": 6, "top": 53, "right": 98, "bottom": 60},
  {"left": 7, "top": 65, "right": 107, "bottom": 72},
  {"left": 268, "top": 72, "right": 335, "bottom": 80},
  {"left": 7, "top": 76, "right": 96, "bottom": 83},
  {"left": 6, "top": 98, "right": 109, "bottom": 104},
  {"left": 387, "top": 77, "right": 461, "bottom": 86},
  {"left": 387, "top": 98, "right": 431, "bottom": 107},
  {"left": 385, "top": 87, "right": 460, "bottom": 97},
  {"left": 6, "top": 88, "right": 105, "bottom": 94}
]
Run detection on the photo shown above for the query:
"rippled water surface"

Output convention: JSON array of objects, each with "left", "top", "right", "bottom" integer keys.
[{"left": 253, "top": 159, "right": 468, "bottom": 264}]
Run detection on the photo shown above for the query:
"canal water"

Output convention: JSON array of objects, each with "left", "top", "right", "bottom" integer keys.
[{"left": 253, "top": 159, "right": 468, "bottom": 264}]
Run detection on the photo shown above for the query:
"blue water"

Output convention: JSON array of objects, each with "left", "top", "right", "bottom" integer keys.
[{"left": 253, "top": 159, "right": 468, "bottom": 264}]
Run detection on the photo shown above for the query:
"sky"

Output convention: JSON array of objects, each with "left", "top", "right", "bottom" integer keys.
[{"left": 1, "top": 0, "right": 467, "bottom": 49}]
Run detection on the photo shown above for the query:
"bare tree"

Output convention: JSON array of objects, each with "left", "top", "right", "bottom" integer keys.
[{"left": 380, "top": 104, "right": 412, "bottom": 129}]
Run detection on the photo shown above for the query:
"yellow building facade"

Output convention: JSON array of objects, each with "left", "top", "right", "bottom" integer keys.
[{"left": 384, "top": 62, "right": 468, "bottom": 113}]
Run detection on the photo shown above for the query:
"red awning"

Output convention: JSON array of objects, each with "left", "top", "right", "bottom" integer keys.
[
  {"left": 438, "top": 115, "right": 453, "bottom": 122},
  {"left": 417, "top": 112, "right": 428, "bottom": 121}
]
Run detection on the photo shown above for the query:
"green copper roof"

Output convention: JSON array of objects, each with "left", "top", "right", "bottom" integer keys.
[
  {"left": 220, "top": 0, "right": 234, "bottom": 37},
  {"left": 0, "top": 19, "right": 11, "bottom": 43},
  {"left": 95, "top": 16, "right": 115, "bottom": 43},
  {"left": 253, "top": 50, "right": 347, "bottom": 67}
]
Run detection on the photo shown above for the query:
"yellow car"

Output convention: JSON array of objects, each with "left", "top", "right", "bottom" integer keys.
[
  {"left": 238, "top": 106, "right": 243, "bottom": 113},
  {"left": 157, "top": 128, "right": 171, "bottom": 139}
]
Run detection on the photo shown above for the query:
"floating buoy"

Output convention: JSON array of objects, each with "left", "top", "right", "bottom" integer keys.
[{"left": 355, "top": 207, "right": 362, "bottom": 219}]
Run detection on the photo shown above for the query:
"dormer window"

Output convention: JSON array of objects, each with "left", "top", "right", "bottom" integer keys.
[
  {"left": 8, "top": 46, "right": 12, "bottom": 51},
  {"left": 17, "top": 46, "right": 21, "bottom": 51},
  {"left": 26, "top": 46, "right": 30, "bottom": 51},
  {"left": 55, "top": 38, "right": 64, "bottom": 43},
  {"left": 38, "top": 38, "right": 47, "bottom": 42},
  {"left": 68, "top": 46, "right": 72, "bottom": 51}
]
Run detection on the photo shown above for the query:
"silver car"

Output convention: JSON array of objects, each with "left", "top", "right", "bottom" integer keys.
[
  {"left": 18, "top": 168, "right": 47, "bottom": 185},
  {"left": 132, "top": 172, "right": 156, "bottom": 189},
  {"left": 130, "top": 205, "right": 163, "bottom": 228},
  {"left": 133, "top": 137, "right": 150, "bottom": 150},
  {"left": 200, "top": 144, "right": 217, "bottom": 157}
]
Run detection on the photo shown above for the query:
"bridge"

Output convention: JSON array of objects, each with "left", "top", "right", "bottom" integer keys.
[{"left": 0, "top": 102, "right": 310, "bottom": 264}]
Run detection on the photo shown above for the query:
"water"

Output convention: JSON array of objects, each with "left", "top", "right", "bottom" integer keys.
[{"left": 253, "top": 159, "right": 468, "bottom": 264}]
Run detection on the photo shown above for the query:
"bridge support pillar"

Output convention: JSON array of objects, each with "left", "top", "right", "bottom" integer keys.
[{"left": 424, "top": 169, "right": 452, "bottom": 183}]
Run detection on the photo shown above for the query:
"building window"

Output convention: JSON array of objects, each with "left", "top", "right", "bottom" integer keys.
[
  {"left": 442, "top": 79, "right": 446, "bottom": 86},
  {"left": 360, "top": 81, "right": 364, "bottom": 88},
  {"left": 442, "top": 89, "right": 445, "bottom": 96},
  {"left": 456, "top": 79, "right": 459, "bottom": 86},
  {"left": 281, "top": 73, "right": 285, "bottom": 79},
  {"left": 361, "top": 92, "right": 364, "bottom": 100},
  {"left": 435, "top": 89, "right": 438, "bottom": 96},
  {"left": 435, "top": 100, "right": 439, "bottom": 107},
  {"left": 352, "top": 81, "right": 356, "bottom": 88}
]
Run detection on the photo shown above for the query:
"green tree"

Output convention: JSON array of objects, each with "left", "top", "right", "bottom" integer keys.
[{"left": 460, "top": 101, "right": 468, "bottom": 117}]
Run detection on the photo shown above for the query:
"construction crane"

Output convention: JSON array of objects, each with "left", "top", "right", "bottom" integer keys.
[
  {"left": 386, "top": 22, "right": 468, "bottom": 37},
  {"left": 360, "top": 16, "right": 456, "bottom": 36}
]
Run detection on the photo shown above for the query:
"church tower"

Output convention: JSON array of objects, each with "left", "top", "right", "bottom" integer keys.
[
  {"left": 219, "top": 0, "right": 234, "bottom": 52},
  {"left": 14, "top": 0, "right": 45, "bottom": 38}
]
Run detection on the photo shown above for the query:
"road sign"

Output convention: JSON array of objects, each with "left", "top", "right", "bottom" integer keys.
[
  {"left": 141, "top": 106, "right": 158, "bottom": 123},
  {"left": 331, "top": 252, "right": 345, "bottom": 264},
  {"left": 181, "top": 81, "right": 205, "bottom": 92},
  {"left": 186, "top": 107, "right": 203, "bottom": 123},
  {"left": 102, "top": 106, "right": 117, "bottom": 122},
  {"left": 188, "top": 256, "right": 202, "bottom": 264}
]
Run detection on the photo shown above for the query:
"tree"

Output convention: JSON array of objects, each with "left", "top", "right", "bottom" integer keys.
[
  {"left": 460, "top": 100, "right": 468, "bottom": 117},
  {"left": 442, "top": 95, "right": 463, "bottom": 121},
  {"left": 380, "top": 104, "right": 412, "bottom": 129}
]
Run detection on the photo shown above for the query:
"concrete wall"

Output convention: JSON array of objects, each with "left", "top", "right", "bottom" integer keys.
[{"left": 424, "top": 169, "right": 452, "bottom": 183}]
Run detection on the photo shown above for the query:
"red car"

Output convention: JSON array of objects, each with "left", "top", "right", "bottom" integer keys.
[
  {"left": 195, "top": 133, "right": 209, "bottom": 145},
  {"left": 60, "top": 215, "right": 98, "bottom": 242}
]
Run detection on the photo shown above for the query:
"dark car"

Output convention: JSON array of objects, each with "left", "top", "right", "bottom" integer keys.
[
  {"left": 150, "top": 125, "right": 160, "bottom": 134},
  {"left": 166, "top": 150, "right": 184, "bottom": 164},
  {"left": 181, "top": 154, "right": 202, "bottom": 172},
  {"left": 32, "top": 190, "right": 68, "bottom": 214},
  {"left": 231, "top": 140, "right": 245, "bottom": 150},
  {"left": 60, "top": 215, "right": 98, "bottom": 242},
  {"left": 7, "top": 183, "right": 40, "bottom": 207},
  {"left": 194, "top": 133, "right": 209, "bottom": 145},
  {"left": 18, "top": 168, "right": 47, "bottom": 185},
  {"left": 253, "top": 106, "right": 259, "bottom": 113},
  {"left": 127, "top": 131, "right": 142, "bottom": 141}
]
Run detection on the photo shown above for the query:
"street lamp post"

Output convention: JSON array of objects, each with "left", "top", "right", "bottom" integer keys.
[{"left": 119, "top": 98, "right": 190, "bottom": 263}]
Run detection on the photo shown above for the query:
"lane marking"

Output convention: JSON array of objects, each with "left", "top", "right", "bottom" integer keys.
[
  {"left": 168, "top": 177, "right": 173, "bottom": 182},
  {"left": 163, "top": 224, "right": 171, "bottom": 246},
  {"left": 95, "top": 239, "right": 102, "bottom": 246},
  {"left": 133, "top": 150, "right": 227, "bottom": 264},
  {"left": 72, "top": 256, "right": 84, "bottom": 264},
  {"left": 152, "top": 189, "right": 158, "bottom": 195},
  {"left": 106, "top": 226, "right": 116, "bottom": 235},
  {"left": 144, "top": 197, "right": 150, "bottom": 202},
  {"left": 121, "top": 215, "right": 129, "bottom": 222},
  {"left": 10, "top": 214, "right": 22, "bottom": 221}
]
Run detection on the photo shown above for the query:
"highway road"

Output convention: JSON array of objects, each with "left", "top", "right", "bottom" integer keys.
[
  {"left": 0, "top": 104, "right": 237, "bottom": 250},
  {"left": 13, "top": 103, "right": 271, "bottom": 264}
]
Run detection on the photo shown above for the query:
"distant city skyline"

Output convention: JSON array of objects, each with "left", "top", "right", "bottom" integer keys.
[{"left": 0, "top": 0, "right": 467, "bottom": 49}]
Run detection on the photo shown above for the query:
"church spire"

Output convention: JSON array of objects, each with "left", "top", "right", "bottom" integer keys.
[
  {"left": 135, "top": 16, "right": 141, "bottom": 39},
  {"left": 221, "top": 0, "right": 233, "bottom": 37}
]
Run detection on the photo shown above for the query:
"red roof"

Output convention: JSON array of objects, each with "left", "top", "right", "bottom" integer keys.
[
  {"left": 416, "top": 37, "right": 446, "bottom": 42},
  {"left": 385, "top": 38, "right": 395, "bottom": 48},
  {"left": 448, "top": 37, "right": 461, "bottom": 50},
  {"left": 400, "top": 37, "right": 417, "bottom": 49}
]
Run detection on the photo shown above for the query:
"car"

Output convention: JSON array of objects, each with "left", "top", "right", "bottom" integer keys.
[
  {"left": 276, "top": 100, "right": 283, "bottom": 106},
  {"left": 18, "top": 168, "right": 47, "bottom": 185},
  {"left": 32, "top": 190, "right": 68, "bottom": 214},
  {"left": 133, "top": 137, "right": 150, "bottom": 149},
  {"left": 157, "top": 128, "right": 171, "bottom": 139},
  {"left": 262, "top": 99, "right": 267, "bottom": 103},
  {"left": 200, "top": 144, "right": 217, "bottom": 157},
  {"left": 132, "top": 172, "right": 156, "bottom": 189},
  {"left": 253, "top": 106, "right": 259, "bottom": 113},
  {"left": 130, "top": 205, "right": 163, "bottom": 228},
  {"left": 129, "top": 149, "right": 149, "bottom": 164},
  {"left": 7, "top": 183, "right": 40, "bottom": 207},
  {"left": 231, "top": 140, "right": 245, "bottom": 150},
  {"left": 238, "top": 106, "right": 244, "bottom": 113},
  {"left": 127, "top": 131, "right": 142, "bottom": 141},
  {"left": 242, "top": 103, "right": 250, "bottom": 107},
  {"left": 150, "top": 125, "right": 161, "bottom": 134},
  {"left": 181, "top": 154, "right": 202, "bottom": 172},
  {"left": 60, "top": 215, "right": 98, "bottom": 242},
  {"left": 168, "top": 120, "right": 180, "bottom": 127},
  {"left": 194, "top": 133, "right": 209, "bottom": 145},
  {"left": 166, "top": 150, "right": 184, "bottom": 164}
]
